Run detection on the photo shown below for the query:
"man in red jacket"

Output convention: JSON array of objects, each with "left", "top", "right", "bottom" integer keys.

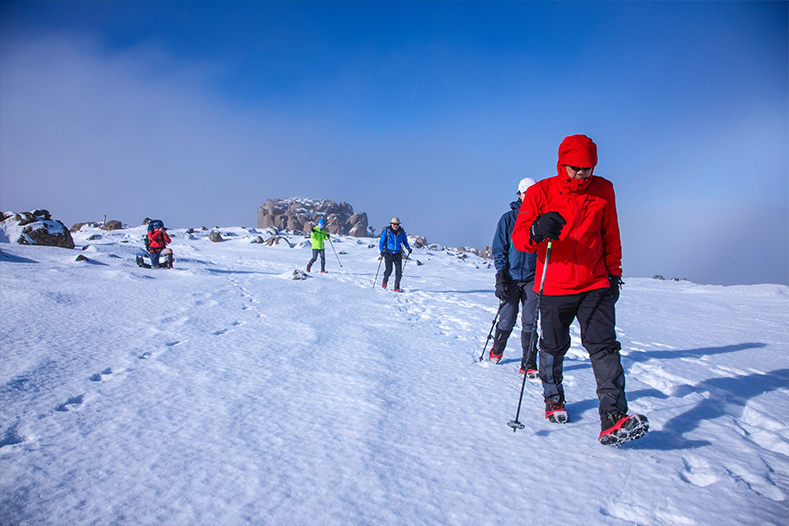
[
  {"left": 512, "top": 134, "right": 648, "bottom": 446},
  {"left": 146, "top": 221, "right": 172, "bottom": 269}
]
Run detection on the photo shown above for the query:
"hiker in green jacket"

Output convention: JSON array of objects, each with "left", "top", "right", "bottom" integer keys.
[{"left": 307, "top": 218, "right": 330, "bottom": 273}]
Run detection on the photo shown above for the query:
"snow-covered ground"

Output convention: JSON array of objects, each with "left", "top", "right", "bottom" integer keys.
[{"left": 1, "top": 225, "right": 787, "bottom": 526}]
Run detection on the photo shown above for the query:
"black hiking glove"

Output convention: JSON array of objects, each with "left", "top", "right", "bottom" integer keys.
[
  {"left": 609, "top": 274, "right": 623, "bottom": 304},
  {"left": 495, "top": 271, "right": 509, "bottom": 300},
  {"left": 408, "top": 248, "right": 412, "bottom": 254},
  {"left": 530, "top": 212, "right": 567, "bottom": 243}
]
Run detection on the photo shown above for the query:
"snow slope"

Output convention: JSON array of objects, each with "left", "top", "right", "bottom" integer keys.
[{"left": 1, "top": 225, "right": 788, "bottom": 526}]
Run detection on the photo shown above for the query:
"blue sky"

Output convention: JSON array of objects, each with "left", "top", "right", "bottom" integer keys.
[{"left": 1, "top": 1, "right": 787, "bottom": 285}]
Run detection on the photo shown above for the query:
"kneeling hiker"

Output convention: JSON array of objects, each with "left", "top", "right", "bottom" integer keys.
[{"left": 137, "top": 219, "right": 173, "bottom": 269}]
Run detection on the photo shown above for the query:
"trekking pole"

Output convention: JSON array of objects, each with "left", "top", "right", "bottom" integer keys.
[
  {"left": 372, "top": 254, "right": 383, "bottom": 289},
  {"left": 401, "top": 250, "right": 410, "bottom": 275},
  {"left": 328, "top": 237, "right": 343, "bottom": 268},
  {"left": 478, "top": 301, "right": 504, "bottom": 362},
  {"left": 508, "top": 240, "right": 553, "bottom": 432}
]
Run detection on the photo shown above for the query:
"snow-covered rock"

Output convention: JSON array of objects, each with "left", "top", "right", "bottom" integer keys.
[{"left": 0, "top": 209, "right": 75, "bottom": 249}]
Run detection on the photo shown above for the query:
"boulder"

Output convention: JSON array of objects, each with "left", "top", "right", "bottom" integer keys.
[
  {"left": 70, "top": 222, "right": 100, "bottom": 232},
  {"left": 208, "top": 231, "right": 223, "bottom": 243},
  {"left": 2, "top": 210, "right": 74, "bottom": 249},
  {"left": 409, "top": 236, "right": 427, "bottom": 249},
  {"left": 348, "top": 224, "right": 368, "bottom": 237},
  {"left": 103, "top": 220, "right": 123, "bottom": 231},
  {"left": 20, "top": 222, "right": 75, "bottom": 249},
  {"left": 266, "top": 236, "right": 291, "bottom": 247},
  {"left": 286, "top": 215, "right": 303, "bottom": 231}
]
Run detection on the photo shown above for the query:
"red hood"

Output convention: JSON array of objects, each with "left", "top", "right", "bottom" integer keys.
[{"left": 556, "top": 134, "right": 597, "bottom": 172}]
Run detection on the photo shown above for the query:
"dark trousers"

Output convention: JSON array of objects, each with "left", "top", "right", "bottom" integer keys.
[
  {"left": 496, "top": 281, "right": 538, "bottom": 367},
  {"left": 497, "top": 281, "right": 538, "bottom": 333},
  {"left": 307, "top": 249, "right": 325, "bottom": 271},
  {"left": 382, "top": 252, "right": 403, "bottom": 288},
  {"left": 148, "top": 249, "right": 161, "bottom": 268},
  {"left": 539, "top": 287, "right": 627, "bottom": 418}
]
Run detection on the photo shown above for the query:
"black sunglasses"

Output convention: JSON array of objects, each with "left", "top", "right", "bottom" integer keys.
[{"left": 567, "top": 166, "right": 592, "bottom": 172}]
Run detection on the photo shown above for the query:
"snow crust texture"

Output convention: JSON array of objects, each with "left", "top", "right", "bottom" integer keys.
[{"left": 1, "top": 225, "right": 788, "bottom": 526}]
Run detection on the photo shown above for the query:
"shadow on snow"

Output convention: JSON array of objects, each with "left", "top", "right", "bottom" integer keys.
[{"left": 629, "top": 368, "right": 788, "bottom": 451}]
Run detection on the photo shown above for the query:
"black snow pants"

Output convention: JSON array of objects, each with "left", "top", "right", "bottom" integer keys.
[
  {"left": 382, "top": 251, "right": 403, "bottom": 289},
  {"left": 495, "top": 281, "right": 539, "bottom": 369},
  {"left": 538, "top": 287, "right": 627, "bottom": 418}
]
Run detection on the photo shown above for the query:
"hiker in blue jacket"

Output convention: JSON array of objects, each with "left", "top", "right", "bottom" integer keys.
[
  {"left": 379, "top": 217, "right": 411, "bottom": 292},
  {"left": 489, "top": 178, "right": 540, "bottom": 378}
]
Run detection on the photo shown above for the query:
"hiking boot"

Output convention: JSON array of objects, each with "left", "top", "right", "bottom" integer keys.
[
  {"left": 320, "top": 270, "right": 327, "bottom": 273},
  {"left": 519, "top": 368, "right": 539, "bottom": 380},
  {"left": 598, "top": 412, "right": 649, "bottom": 446},
  {"left": 394, "top": 288, "right": 402, "bottom": 292},
  {"left": 489, "top": 328, "right": 511, "bottom": 364},
  {"left": 545, "top": 400, "right": 568, "bottom": 424},
  {"left": 382, "top": 282, "right": 387, "bottom": 289},
  {"left": 306, "top": 266, "right": 311, "bottom": 273}
]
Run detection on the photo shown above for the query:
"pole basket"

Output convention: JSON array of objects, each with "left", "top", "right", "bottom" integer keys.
[{"left": 507, "top": 420, "right": 525, "bottom": 432}]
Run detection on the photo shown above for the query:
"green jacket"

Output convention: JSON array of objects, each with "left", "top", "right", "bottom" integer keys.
[{"left": 311, "top": 226, "right": 329, "bottom": 249}]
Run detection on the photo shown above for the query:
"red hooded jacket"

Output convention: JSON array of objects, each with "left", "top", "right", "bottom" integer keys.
[
  {"left": 147, "top": 228, "right": 171, "bottom": 252},
  {"left": 512, "top": 135, "right": 622, "bottom": 295}
]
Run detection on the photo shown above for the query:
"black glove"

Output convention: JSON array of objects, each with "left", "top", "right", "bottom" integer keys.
[
  {"left": 408, "top": 248, "right": 412, "bottom": 254},
  {"left": 495, "top": 271, "right": 509, "bottom": 300},
  {"left": 530, "top": 212, "right": 566, "bottom": 243},
  {"left": 609, "top": 274, "right": 623, "bottom": 304}
]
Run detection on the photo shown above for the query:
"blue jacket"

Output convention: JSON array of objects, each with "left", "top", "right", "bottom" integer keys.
[
  {"left": 492, "top": 201, "right": 537, "bottom": 283},
  {"left": 379, "top": 226, "right": 411, "bottom": 254}
]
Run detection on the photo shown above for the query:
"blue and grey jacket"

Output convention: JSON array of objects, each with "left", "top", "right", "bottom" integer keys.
[
  {"left": 492, "top": 201, "right": 537, "bottom": 283},
  {"left": 379, "top": 226, "right": 411, "bottom": 254}
]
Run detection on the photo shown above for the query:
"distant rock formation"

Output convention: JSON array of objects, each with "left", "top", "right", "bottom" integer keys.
[
  {"left": 257, "top": 198, "right": 371, "bottom": 237},
  {"left": 71, "top": 222, "right": 100, "bottom": 232},
  {"left": 1, "top": 210, "right": 75, "bottom": 249}
]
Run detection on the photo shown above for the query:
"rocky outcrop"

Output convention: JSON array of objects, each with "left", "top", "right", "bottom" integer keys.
[
  {"left": 1, "top": 210, "right": 75, "bottom": 249},
  {"left": 257, "top": 198, "right": 371, "bottom": 237},
  {"left": 408, "top": 235, "right": 428, "bottom": 249},
  {"left": 265, "top": 236, "right": 291, "bottom": 247}
]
